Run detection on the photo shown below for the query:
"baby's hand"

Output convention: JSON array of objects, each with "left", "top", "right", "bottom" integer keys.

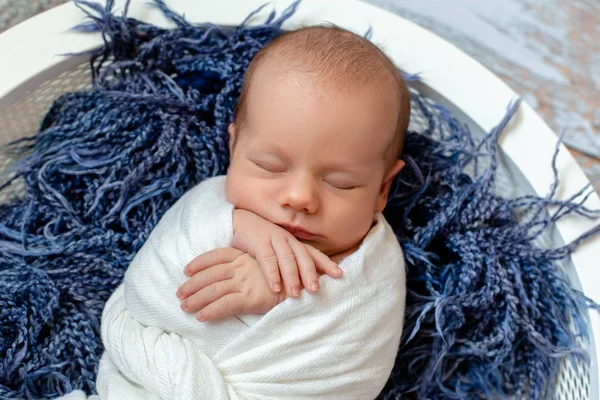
[
  {"left": 176, "top": 248, "right": 286, "bottom": 321},
  {"left": 232, "top": 209, "right": 343, "bottom": 297}
]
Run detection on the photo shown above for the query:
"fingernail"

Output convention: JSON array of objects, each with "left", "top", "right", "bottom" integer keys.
[
  {"left": 197, "top": 312, "right": 205, "bottom": 322},
  {"left": 309, "top": 282, "right": 319, "bottom": 292},
  {"left": 180, "top": 300, "right": 188, "bottom": 311},
  {"left": 176, "top": 287, "right": 183, "bottom": 299},
  {"left": 273, "top": 282, "right": 281, "bottom": 292},
  {"left": 292, "top": 286, "right": 300, "bottom": 297},
  {"left": 183, "top": 265, "right": 190, "bottom": 276}
]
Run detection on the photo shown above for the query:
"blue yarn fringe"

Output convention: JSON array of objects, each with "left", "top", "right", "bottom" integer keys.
[{"left": 1, "top": 1, "right": 599, "bottom": 399}]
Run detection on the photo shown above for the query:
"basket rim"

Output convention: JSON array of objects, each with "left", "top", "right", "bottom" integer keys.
[{"left": 1, "top": 0, "right": 599, "bottom": 392}]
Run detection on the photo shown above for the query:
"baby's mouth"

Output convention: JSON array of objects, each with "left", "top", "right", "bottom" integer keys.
[{"left": 279, "top": 224, "right": 316, "bottom": 240}]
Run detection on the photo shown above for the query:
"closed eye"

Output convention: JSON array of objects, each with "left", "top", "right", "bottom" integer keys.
[
  {"left": 253, "top": 160, "right": 285, "bottom": 173},
  {"left": 324, "top": 180, "right": 359, "bottom": 190}
]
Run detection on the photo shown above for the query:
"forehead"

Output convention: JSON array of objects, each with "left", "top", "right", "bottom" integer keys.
[{"left": 242, "top": 62, "right": 397, "bottom": 164}]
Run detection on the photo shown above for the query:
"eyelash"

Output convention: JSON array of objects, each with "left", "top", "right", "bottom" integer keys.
[
  {"left": 325, "top": 181, "right": 358, "bottom": 190},
  {"left": 253, "top": 161, "right": 358, "bottom": 190},
  {"left": 253, "top": 161, "right": 285, "bottom": 173}
]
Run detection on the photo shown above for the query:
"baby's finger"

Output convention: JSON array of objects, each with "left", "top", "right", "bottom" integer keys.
[
  {"left": 180, "top": 280, "right": 239, "bottom": 314},
  {"left": 271, "top": 235, "right": 301, "bottom": 297},
  {"left": 177, "top": 263, "right": 234, "bottom": 300},
  {"left": 287, "top": 238, "right": 320, "bottom": 292},
  {"left": 306, "top": 245, "right": 343, "bottom": 278},
  {"left": 184, "top": 247, "right": 244, "bottom": 276},
  {"left": 255, "top": 242, "right": 282, "bottom": 293},
  {"left": 197, "top": 293, "right": 245, "bottom": 322}
]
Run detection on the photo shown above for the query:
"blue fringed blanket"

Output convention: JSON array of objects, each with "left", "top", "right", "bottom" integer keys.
[{"left": 1, "top": 1, "right": 599, "bottom": 399}]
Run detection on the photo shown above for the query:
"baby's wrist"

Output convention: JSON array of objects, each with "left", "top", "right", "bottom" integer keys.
[
  {"left": 232, "top": 208, "right": 276, "bottom": 233},
  {"left": 232, "top": 208, "right": 241, "bottom": 233}
]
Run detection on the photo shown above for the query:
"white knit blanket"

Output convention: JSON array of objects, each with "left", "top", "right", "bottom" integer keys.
[{"left": 61, "top": 175, "right": 406, "bottom": 400}]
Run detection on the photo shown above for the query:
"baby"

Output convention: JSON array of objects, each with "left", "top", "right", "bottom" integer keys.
[
  {"left": 65, "top": 25, "right": 411, "bottom": 400},
  {"left": 177, "top": 24, "right": 410, "bottom": 322}
]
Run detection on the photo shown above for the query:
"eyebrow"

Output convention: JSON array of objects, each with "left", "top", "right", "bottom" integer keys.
[
  {"left": 246, "top": 137, "right": 368, "bottom": 176},
  {"left": 322, "top": 161, "right": 365, "bottom": 175},
  {"left": 246, "top": 141, "right": 289, "bottom": 161}
]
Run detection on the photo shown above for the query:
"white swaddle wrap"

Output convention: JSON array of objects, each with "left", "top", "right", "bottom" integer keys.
[{"left": 63, "top": 175, "right": 406, "bottom": 400}]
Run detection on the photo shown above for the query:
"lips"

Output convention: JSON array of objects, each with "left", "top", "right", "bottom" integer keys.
[{"left": 279, "top": 224, "right": 316, "bottom": 240}]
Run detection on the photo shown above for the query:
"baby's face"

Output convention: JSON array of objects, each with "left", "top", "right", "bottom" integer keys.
[{"left": 226, "top": 65, "right": 402, "bottom": 257}]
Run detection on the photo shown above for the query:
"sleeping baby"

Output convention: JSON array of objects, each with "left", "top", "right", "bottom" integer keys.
[{"left": 62, "top": 24, "right": 411, "bottom": 400}]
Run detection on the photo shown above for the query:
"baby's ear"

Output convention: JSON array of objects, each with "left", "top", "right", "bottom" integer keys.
[
  {"left": 375, "top": 159, "right": 405, "bottom": 213},
  {"left": 228, "top": 123, "right": 237, "bottom": 153}
]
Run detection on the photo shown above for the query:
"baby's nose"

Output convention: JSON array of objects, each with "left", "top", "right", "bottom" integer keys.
[{"left": 279, "top": 174, "right": 319, "bottom": 214}]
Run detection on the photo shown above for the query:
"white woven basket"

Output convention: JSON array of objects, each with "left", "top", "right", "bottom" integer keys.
[{"left": 0, "top": 1, "right": 598, "bottom": 398}]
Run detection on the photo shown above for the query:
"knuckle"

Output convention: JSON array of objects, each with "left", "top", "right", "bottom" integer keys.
[
  {"left": 268, "top": 271, "right": 281, "bottom": 281},
  {"left": 220, "top": 296, "right": 232, "bottom": 314},
  {"left": 260, "top": 254, "right": 278, "bottom": 266},
  {"left": 283, "top": 274, "right": 300, "bottom": 285},
  {"left": 210, "top": 284, "right": 219, "bottom": 299},
  {"left": 210, "top": 249, "right": 220, "bottom": 266},
  {"left": 301, "top": 272, "right": 318, "bottom": 283},
  {"left": 203, "top": 268, "right": 213, "bottom": 282},
  {"left": 279, "top": 252, "right": 296, "bottom": 262}
]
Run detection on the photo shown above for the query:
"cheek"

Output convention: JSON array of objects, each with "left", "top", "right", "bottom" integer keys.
[
  {"left": 225, "top": 167, "right": 271, "bottom": 211},
  {"left": 323, "top": 193, "right": 377, "bottom": 244},
  {"left": 226, "top": 174, "right": 247, "bottom": 207},
  {"left": 341, "top": 206, "right": 372, "bottom": 233},
  {"left": 225, "top": 163, "right": 247, "bottom": 207},
  {"left": 226, "top": 151, "right": 250, "bottom": 204}
]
